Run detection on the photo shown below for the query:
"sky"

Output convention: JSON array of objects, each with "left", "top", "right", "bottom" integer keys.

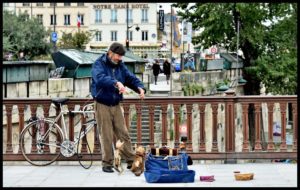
[
  {"left": 157, "top": 3, "right": 179, "bottom": 13},
  {"left": 157, "top": 3, "right": 195, "bottom": 13}
]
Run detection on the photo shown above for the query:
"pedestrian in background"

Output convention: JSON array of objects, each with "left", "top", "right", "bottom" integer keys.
[
  {"left": 152, "top": 59, "right": 161, "bottom": 85},
  {"left": 163, "top": 59, "right": 171, "bottom": 84},
  {"left": 91, "top": 42, "right": 146, "bottom": 173}
]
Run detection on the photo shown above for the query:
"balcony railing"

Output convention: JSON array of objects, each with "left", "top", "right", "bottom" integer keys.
[{"left": 3, "top": 95, "right": 297, "bottom": 162}]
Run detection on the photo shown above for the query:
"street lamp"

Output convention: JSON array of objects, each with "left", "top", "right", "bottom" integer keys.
[
  {"left": 126, "top": 24, "right": 140, "bottom": 50},
  {"left": 126, "top": 2, "right": 140, "bottom": 51}
]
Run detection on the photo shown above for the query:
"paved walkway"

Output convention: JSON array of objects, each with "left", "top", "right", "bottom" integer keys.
[
  {"left": 149, "top": 74, "right": 170, "bottom": 93},
  {"left": 3, "top": 161, "right": 297, "bottom": 187}
]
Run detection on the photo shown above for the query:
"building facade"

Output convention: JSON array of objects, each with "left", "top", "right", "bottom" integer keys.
[
  {"left": 88, "top": 3, "right": 159, "bottom": 58},
  {"left": 14, "top": 3, "right": 89, "bottom": 36},
  {"left": 13, "top": 2, "right": 160, "bottom": 58},
  {"left": 3, "top": 3, "right": 16, "bottom": 13}
]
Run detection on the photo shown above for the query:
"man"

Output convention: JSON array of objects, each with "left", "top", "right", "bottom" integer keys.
[
  {"left": 91, "top": 42, "right": 146, "bottom": 173},
  {"left": 152, "top": 59, "right": 161, "bottom": 85},
  {"left": 163, "top": 59, "right": 171, "bottom": 84}
]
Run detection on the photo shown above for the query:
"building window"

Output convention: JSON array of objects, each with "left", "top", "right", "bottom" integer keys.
[
  {"left": 64, "top": 14, "right": 70, "bottom": 25},
  {"left": 50, "top": 3, "right": 56, "bottom": 7},
  {"left": 36, "top": 3, "right": 43, "bottom": 7},
  {"left": 127, "top": 9, "right": 133, "bottom": 23},
  {"left": 111, "top": 31, "right": 117, "bottom": 41},
  {"left": 110, "top": 9, "right": 118, "bottom": 23},
  {"left": 50, "top": 15, "right": 56, "bottom": 25},
  {"left": 37, "top": 14, "right": 43, "bottom": 24},
  {"left": 23, "top": 3, "right": 30, "bottom": 7},
  {"left": 141, "top": 9, "right": 148, "bottom": 23},
  {"left": 64, "top": 3, "right": 71, "bottom": 6},
  {"left": 142, "top": 31, "right": 148, "bottom": 41},
  {"left": 3, "top": 3, "right": 9, "bottom": 7},
  {"left": 78, "top": 14, "right": 84, "bottom": 25},
  {"left": 77, "top": 3, "right": 84, "bottom": 6},
  {"left": 95, "top": 31, "right": 102, "bottom": 41},
  {"left": 95, "top": 10, "right": 102, "bottom": 23}
]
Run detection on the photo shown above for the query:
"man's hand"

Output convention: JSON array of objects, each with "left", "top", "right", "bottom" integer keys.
[
  {"left": 138, "top": 87, "right": 145, "bottom": 99},
  {"left": 116, "top": 81, "right": 126, "bottom": 94}
]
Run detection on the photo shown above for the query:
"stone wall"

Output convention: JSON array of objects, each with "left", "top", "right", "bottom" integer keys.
[
  {"left": 171, "top": 70, "right": 245, "bottom": 96},
  {"left": 3, "top": 78, "right": 90, "bottom": 98}
]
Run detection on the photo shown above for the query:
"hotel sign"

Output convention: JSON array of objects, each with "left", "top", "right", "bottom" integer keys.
[
  {"left": 93, "top": 4, "right": 149, "bottom": 9},
  {"left": 159, "top": 10, "right": 164, "bottom": 31}
]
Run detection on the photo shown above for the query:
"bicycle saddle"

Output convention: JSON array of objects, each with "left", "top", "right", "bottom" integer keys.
[{"left": 52, "top": 98, "right": 69, "bottom": 106}]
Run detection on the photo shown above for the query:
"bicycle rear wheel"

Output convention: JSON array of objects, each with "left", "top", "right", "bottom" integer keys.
[{"left": 19, "top": 119, "right": 64, "bottom": 166}]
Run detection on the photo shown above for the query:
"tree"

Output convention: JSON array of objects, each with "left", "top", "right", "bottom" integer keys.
[
  {"left": 57, "top": 31, "right": 92, "bottom": 50},
  {"left": 174, "top": 3, "right": 297, "bottom": 95},
  {"left": 246, "top": 3, "right": 297, "bottom": 95},
  {"left": 2, "top": 10, "right": 51, "bottom": 60}
]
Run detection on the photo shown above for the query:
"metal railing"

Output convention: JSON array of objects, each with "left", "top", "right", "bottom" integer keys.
[{"left": 3, "top": 94, "right": 297, "bottom": 162}]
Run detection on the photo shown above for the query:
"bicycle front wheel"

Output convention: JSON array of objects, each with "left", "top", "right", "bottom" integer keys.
[{"left": 19, "top": 119, "right": 64, "bottom": 166}]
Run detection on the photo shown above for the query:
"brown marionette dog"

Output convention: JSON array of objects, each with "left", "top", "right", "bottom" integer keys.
[
  {"left": 131, "top": 146, "right": 146, "bottom": 176},
  {"left": 113, "top": 140, "right": 124, "bottom": 174}
]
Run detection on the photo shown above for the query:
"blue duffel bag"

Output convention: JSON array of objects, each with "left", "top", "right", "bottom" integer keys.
[
  {"left": 144, "top": 169, "right": 195, "bottom": 183},
  {"left": 145, "top": 152, "right": 188, "bottom": 171}
]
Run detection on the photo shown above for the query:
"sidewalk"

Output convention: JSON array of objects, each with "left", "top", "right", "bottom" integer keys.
[
  {"left": 3, "top": 161, "right": 297, "bottom": 187},
  {"left": 149, "top": 74, "right": 170, "bottom": 92}
]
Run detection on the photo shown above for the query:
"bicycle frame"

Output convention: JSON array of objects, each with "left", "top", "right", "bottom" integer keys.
[{"left": 44, "top": 102, "right": 96, "bottom": 147}]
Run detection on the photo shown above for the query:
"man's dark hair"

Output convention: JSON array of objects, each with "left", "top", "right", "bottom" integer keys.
[{"left": 109, "top": 42, "right": 126, "bottom": 56}]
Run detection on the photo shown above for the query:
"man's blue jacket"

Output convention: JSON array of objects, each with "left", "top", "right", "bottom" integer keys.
[{"left": 91, "top": 53, "right": 145, "bottom": 106}]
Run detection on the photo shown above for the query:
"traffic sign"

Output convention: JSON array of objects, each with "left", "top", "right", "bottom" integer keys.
[
  {"left": 51, "top": 32, "right": 58, "bottom": 42},
  {"left": 211, "top": 47, "right": 217, "bottom": 54}
]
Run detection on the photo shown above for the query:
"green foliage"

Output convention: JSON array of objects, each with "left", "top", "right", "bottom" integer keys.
[
  {"left": 215, "top": 82, "right": 223, "bottom": 89},
  {"left": 3, "top": 10, "right": 51, "bottom": 60},
  {"left": 174, "top": 3, "right": 297, "bottom": 95},
  {"left": 32, "top": 54, "right": 53, "bottom": 61},
  {"left": 179, "top": 106, "right": 185, "bottom": 124},
  {"left": 3, "top": 35, "right": 15, "bottom": 53},
  {"left": 169, "top": 129, "right": 174, "bottom": 141},
  {"left": 58, "top": 31, "right": 92, "bottom": 50},
  {"left": 131, "top": 113, "right": 137, "bottom": 121},
  {"left": 182, "top": 83, "right": 203, "bottom": 96},
  {"left": 223, "top": 78, "right": 231, "bottom": 85},
  {"left": 245, "top": 3, "right": 297, "bottom": 95}
]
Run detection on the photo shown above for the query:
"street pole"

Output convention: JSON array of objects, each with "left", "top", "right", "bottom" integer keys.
[
  {"left": 126, "top": 2, "right": 129, "bottom": 50},
  {"left": 170, "top": 5, "right": 173, "bottom": 96},
  {"left": 236, "top": 16, "right": 239, "bottom": 86},
  {"left": 53, "top": 3, "right": 56, "bottom": 51},
  {"left": 125, "top": 4, "right": 140, "bottom": 52},
  {"left": 53, "top": 3, "right": 56, "bottom": 33},
  {"left": 78, "top": 13, "right": 80, "bottom": 33},
  {"left": 182, "top": 20, "right": 185, "bottom": 54}
]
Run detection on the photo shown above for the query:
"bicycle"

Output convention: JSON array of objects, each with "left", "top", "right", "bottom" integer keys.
[{"left": 19, "top": 98, "right": 97, "bottom": 168}]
